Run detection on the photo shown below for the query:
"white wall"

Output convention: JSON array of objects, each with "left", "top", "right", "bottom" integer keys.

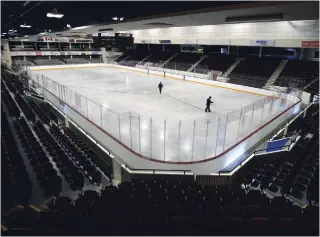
[
  {"left": 1, "top": 41, "right": 12, "bottom": 67},
  {"left": 129, "top": 20, "right": 319, "bottom": 47}
]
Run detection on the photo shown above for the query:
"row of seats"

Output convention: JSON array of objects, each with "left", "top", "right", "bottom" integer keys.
[
  {"left": 143, "top": 51, "right": 175, "bottom": 67},
  {"left": 275, "top": 60, "right": 319, "bottom": 87},
  {"left": 240, "top": 104, "right": 319, "bottom": 203},
  {"left": 228, "top": 56, "right": 282, "bottom": 88},
  {"left": 2, "top": 180, "right": 319, "bottom": 235},
  {"left": 1, "top": 81, "right": 20, "bottom": 118},
  {"left": 32, "top": 121, "right": 86, "bottom": 191},
  {"left": 50, "top": 125, "right": 103, "bottom": 184},
  {"left": 2, "top": 110, "right": 33, "bottom": 210},
  {"left": 195, "top": 53, "right": 237, "bottom": 73},
  {"left": 15, "top": 118, "right": 63, "bottom": 197},
  {"left": 10, "top": 47, "right": 99, "bottom": 52},
  {"left": 163, "top": 52, "right": 202, "bottom": 71}
]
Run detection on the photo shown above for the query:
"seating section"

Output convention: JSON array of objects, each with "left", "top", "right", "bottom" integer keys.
[
  {"left": 2, "top": 110, "right": 33, "bottom": 210},
  {"left": 274, "top": 60, "right": 319, "bottom": 89},
  {"left": 61, "top": 57, "right": 89, "bottom": 64},
  {"left": 163, "top": 52, "right": 202, "bottom": 71},
  {"left": 1, "top": 65, "right": 319, "bottom": 236},
  {"left": 239, "top": 104, "right": 319, "bottom": 203},
  {"left": 228, "top": 57, "right": 281, "bottom": 88},
  {"left": 195, "top": 54, "right": 236, "bottom": 74},
  {"left": 33, "top": 58, "right": 64, "bottom": 66},
  {"left": 142, "top": 51, "right": 175, "bottom": 67},
  {"left": 119, "top": 50, "right": 150, "bottom": 67}
]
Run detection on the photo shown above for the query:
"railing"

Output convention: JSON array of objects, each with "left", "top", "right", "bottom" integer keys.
[{"left": 26, "top": 67, "right": 301, "bottom": 164}]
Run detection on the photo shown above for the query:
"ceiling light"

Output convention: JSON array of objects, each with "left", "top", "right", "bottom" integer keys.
[
  {"left": 24, "top": 35, "right": 29, "bottom": 37},
  {"left": 120, "top": 17, "right": 124, "bottom": 21},
  {"left": 112, "top": 17, "right": 118, "bottom": 20},
  {"left": 71, "top": 25, "right": 90, "bottom": 30},
  {"left": 20, "top": 23, "right": 31, "bottom": 28},
  {"left": 46, "top": 8, "right": 64, "bottom": 18},
  {"left": 2, "top": 33, "right": 7, "bottom": 35},
  {"left": 9, "top": 29, "right": 17, "bottom": 32},
  {"left": 112, "top": 17, "right": 124, "bottom": 21},
  {"left": 66, "top": 24, "right": 71, "bottom": 29}
]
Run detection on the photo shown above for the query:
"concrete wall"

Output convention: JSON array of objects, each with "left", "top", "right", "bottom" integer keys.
[{"left": 128, "top": 20, "right": 319, "bottom": 47}]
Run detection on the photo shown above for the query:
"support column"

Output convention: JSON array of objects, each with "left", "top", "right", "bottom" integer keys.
[
  {"left": 259, "top": 46, "right": 262, "bottom": 57},
  {"left": 112, "top": 158, "right": 122, "bottom": 184},
  {"left": 65, "top": 116, "right": 70, "bottom": 128}
]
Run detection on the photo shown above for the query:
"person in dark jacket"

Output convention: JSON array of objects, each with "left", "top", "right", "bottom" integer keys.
[
  {"left": 205, "top": 96, "right": 213, "bottom": 112},
  {"left": 158, "top": 82, "right": 163, "bottom": 94}
]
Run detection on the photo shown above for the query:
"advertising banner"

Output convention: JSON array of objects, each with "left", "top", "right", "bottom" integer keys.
[
  {"left": 184, "top": 39, "right": 197, "bottom": 44},
  {"left": 141, "top": 40, "right": 152, "bottom": 44},
  {"left": 250, "top": 40, "right": 275, "bottom": 46},
  {"left": 301, "top": 41, "right": 319, "bottom": 48}
]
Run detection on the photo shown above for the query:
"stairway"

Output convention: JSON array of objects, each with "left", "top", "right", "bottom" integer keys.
[
  {"left": 137, "top": 54, "right": 153, "bottom": 66},
  {"left": 119, "top": 53, "right": 133, "bottom": 63},
  {"left": 264, "top": 60, "right": 288, "bottom": 88},
  {"left": 222, "top": 58, "right": 243, "bottom": 78},
  {"left": 160, "top": 53, "right": 178, "bottom": 68},
  {"left": 187, "top": 55, "right": 209, "bottom": 72}
]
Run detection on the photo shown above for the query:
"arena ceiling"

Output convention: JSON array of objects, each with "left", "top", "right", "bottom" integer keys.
[{"left": 2, "top": 1, "right": 319, "bottom": 40}]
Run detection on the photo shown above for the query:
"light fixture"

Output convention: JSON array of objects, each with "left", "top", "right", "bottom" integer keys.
[
  {"left": 66, "top": 24, "right": 71, "bottom": 29},
  {"left": 24, "top": 35, "right": 29, "bottom": 37},
  {"left": 2, "top": 33, "right": 7, "bottom": 35},
  {"left": 112, "top": 17, "right": 124, "bottom": 21},
  {"left": 20, "top": 22, "right": 31, "bottom": 28},
  {"left": 46, "top": 8, "right": 64, "bottom": 18},
  {"left": 8, "top": 29, "right": 18, "bottom": 32},
  {"left": 71, "top": 25, "right": 90, "bottom": 30}
]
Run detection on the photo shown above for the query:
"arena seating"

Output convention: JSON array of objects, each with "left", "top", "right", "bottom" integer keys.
[
  {"left": 1, "top": 65, "right": 319, "bottom": 236},
  {"left": 119, "top": 50, "right": 151, "bottom": 67},
  {"left": 33, "top": 58, "right": 64, "bottom": 66},
  {"left": 163, "top": 52, "right": 202, "bottom": 71},
  {"left": 274, "top": 60, "right": 319, "bottom": 89},
  {"left": 142, "top": 51, "right": 175, "bottom": 67},
  {"left": 114, "top": 51, "right": 133, "bottom": 62},
  {"left": 194, "top": 53, "right": 237, "bottom": 74},
  {"left": 61, "top": 57, "right": 89, "bottom": 64},
  {"left": 228, "top": 56, "right": 282, "bottom": 88}
]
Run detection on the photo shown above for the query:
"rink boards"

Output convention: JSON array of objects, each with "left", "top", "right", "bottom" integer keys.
[{"left": 28, "top": 64, "right": 302, "bottom": 175}]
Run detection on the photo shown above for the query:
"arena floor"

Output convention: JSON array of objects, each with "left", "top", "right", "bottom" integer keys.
[{"left": 31, "top": 66, "right": 285, "bottom": 163}]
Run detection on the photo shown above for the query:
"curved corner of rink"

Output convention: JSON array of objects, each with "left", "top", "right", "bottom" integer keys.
[{"left": 26, "top": 64, "right": 302, "bottom": 175}]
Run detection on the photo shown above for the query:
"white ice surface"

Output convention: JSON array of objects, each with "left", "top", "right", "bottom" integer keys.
[{"left": 31, "top": 67, "right": 293, "bottom": 163}]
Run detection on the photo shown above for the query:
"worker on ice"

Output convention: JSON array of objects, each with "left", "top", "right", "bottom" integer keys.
[
  {"left": 158, "top": 82, "right": 163, "bottom": 94},
  {"left": 205, "top": 96, "right": 213, "bottom": 112}
]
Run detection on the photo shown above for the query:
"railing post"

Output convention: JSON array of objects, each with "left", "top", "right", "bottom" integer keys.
[
  {"left": 215, "top": 117, "right": 221, "bottom": 156},
  {"left": 250, "top": 102, "right": 255, "bottom": 126},
  {"left": 164, "top": 119, "right": 166, "bottom": 161},
  {"left": 260, "top": 99, "right": 266, "bottom": 125},
  {"left": 236, "top": 109, "right": 243, "bottom": 142},
  {"left": 85, "top": 97, "right": 89, "bottom": 117},
  {"left": 204, "top": 120, "right": 209, "bottom": 160},
  {"left": 178, "top": 120, "right": 181, "bottom": 162},
  {"left": 129, "top": 111, "right": 132, "bottom": 149},
  {"left": 191, "top": 120, "right": 196, "bottom": 162},
  {"left": 138, "top": 115, "right": 141, "bottom": 154},
  {"left": 100, "top": 105, "right": 103, "bottom": 127},
  {"left": 118, "top": 114, "right": 121, "bottom": 141},
  {"left": 150, "top": 118, "right": 152, "bottom": 158},
  {"left": 222, "top": 114, "right": 229, "bottom": 151}
]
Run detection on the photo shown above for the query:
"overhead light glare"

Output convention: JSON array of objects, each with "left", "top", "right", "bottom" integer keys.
[
  {"left": 71, "top": 25, "right": 90, "bottom": 30},
  {"left": 46, "top": 8, "right": 64, "bottom": 18},
  {"left": 20, "top": 24, "right": 31, "bottom": 28},
  {"left": 112, "top": 17, "right": 124, "bottom": 21}
]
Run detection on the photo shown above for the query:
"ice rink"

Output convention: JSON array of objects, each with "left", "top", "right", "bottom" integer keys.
[{"left": 30, "top": 66, "right": 294, "bottom": 163}]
